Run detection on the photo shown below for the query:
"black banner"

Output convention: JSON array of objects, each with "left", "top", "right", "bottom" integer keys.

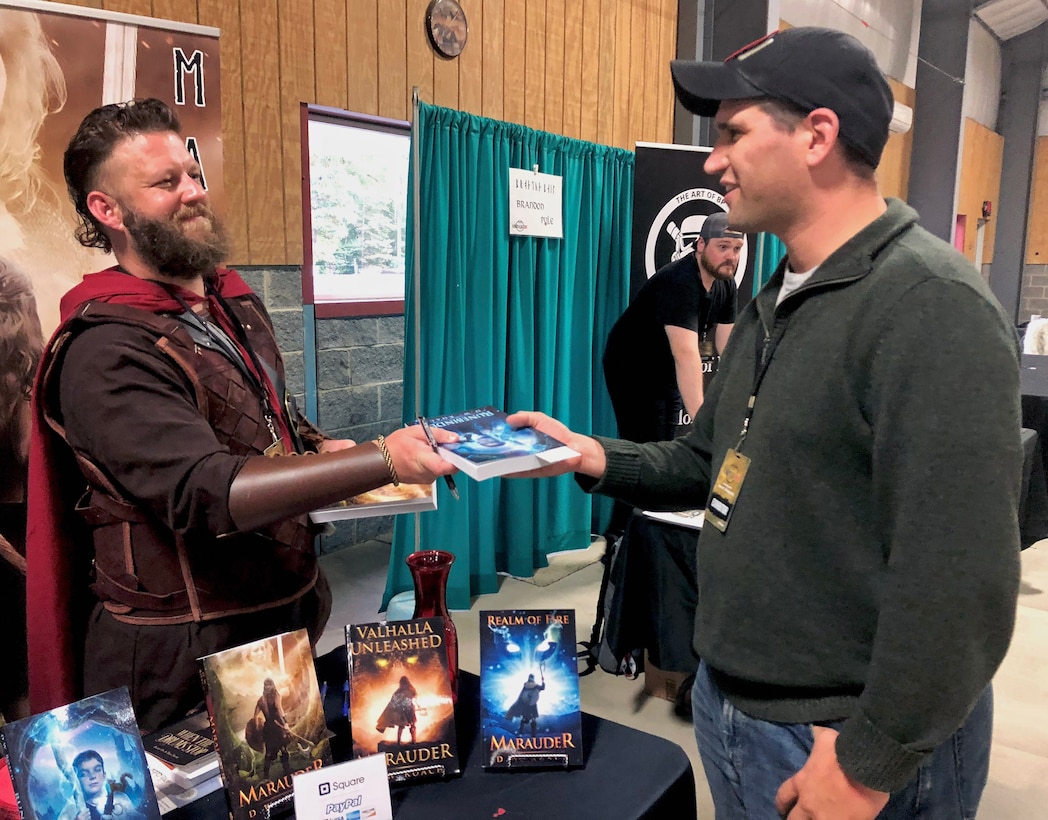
[{"left": 630, "top": 143, "right": 755, "bottom": 307}]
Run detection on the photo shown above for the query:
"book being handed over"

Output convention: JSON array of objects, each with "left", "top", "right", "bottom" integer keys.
[{"left": 420, "top": 407, "right": 579, "bottom": 480}]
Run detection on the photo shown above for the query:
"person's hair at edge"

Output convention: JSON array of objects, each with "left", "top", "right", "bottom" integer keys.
[
  {"left": 71, "top": 749, "right": 104, "bottom": 773},
  {"left": 0, "top": 10, "right": 68, "bottom": 214},
  {"left": 0, "top": 258, "right": 43, "bottom": 431},
  {"left": 755, "top": 98, "right": 876, "bottom": 180},
  {"left": 64, "top": 98, "right": 182, "bottom": 254}
]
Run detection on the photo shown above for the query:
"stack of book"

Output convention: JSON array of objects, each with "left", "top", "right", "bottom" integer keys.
[{"left": 141, "top": 711, "right": 222, "bottom": 815}]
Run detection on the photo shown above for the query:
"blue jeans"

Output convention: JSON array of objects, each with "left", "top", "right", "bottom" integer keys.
[{"left": 691, "top": 660, "right": 993, "bottom": 819}]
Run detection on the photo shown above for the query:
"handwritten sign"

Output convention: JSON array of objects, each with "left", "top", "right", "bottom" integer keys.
[{"left": 508, "top": 168, "right": 563, "bottom": 238}]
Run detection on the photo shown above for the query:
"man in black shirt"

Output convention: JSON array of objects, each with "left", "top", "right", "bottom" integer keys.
[{"left": 603, "top": 211, "right": 742, "bottom": 444}]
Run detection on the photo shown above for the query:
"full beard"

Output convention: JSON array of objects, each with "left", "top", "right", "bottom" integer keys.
[
  {"left": 700, "top": 251, "right": 737, "bottom": 281},
  {"left": 124, "top": 204, "right": 231, "bottom": 281}
]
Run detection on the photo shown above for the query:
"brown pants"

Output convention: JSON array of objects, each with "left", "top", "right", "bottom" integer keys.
[{"left": 82, "top": 572, "right": 331, "bottom": 733}]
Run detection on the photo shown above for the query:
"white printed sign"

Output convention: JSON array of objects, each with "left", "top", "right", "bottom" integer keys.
[
  {"left": 293, "top": 753, "right": 392, "bottom": 820},
  {"left": 508, "top": 168, "right": 563, "bottom": 238}
]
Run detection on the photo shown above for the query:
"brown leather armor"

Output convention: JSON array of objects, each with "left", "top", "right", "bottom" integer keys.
[{"left": 39, "top": 295, "right": 319, "bottom": 625}]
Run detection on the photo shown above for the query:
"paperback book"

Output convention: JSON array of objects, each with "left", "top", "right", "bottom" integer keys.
[
  {"left": 0, "top": 687, "right": 161, "bottom": 820},
  {"left": 422, "top": 407, "right": 578, "bottom": 480},
  {"left": 198, "top": 629, "right": 332, "bottom": 820},
  {"left": 142, "top": 710, "right": 219, "bottom": 789},
  {"left": 309, "top": 481, "right": 437, "bottom": 523},
  {"left": 346, "top": 617, "right": 459, "bottom": 784},
  {"left": 478, "top": 609, "right": 584, "bottom": 769},
  {"left": 144, "top": 759, "right": 222, "bottom": 816}
]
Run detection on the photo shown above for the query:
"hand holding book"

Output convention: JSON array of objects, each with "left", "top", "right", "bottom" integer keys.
[{"left": 503, "top": 411, "right": 603, "bottom": 478}]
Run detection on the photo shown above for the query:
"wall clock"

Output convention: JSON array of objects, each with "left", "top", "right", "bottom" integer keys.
[{"left": 426, "top": 0, "right": 468, "bottom": 59}]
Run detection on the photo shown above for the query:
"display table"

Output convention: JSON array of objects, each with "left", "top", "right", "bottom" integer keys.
[
  {"left": 1020, "top": 355, "right": 1048, "bottom": 548},
  {"left": 173, "top": 648, "right": 696, "bottom": 820}
]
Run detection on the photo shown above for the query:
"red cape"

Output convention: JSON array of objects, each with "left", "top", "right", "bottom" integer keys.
[{"left": 26, "top": 267, "right": 252, "bottom": 714}]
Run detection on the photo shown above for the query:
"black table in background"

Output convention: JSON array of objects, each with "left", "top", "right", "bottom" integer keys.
[
  {"left": 1020, "top": 355, "right": 1048, "bottom": 548},
  {"left": 176, "top": 648, "right": 696, "bottom": 820}
]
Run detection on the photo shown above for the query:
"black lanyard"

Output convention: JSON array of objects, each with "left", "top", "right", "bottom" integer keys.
[
  {"left": 733, "top": 311, "right": 792, "bottom": 453},
  {"left": 168, "top": 289, "right": 289, "bottom": 447}
]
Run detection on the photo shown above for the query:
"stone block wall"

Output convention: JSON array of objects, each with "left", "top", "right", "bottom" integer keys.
[
  {"left": 238, "top": 265, "right": 405, "bottom": 552},
  {"left": 1020, "top": 264, "right": 1048, "bottom": 321}
]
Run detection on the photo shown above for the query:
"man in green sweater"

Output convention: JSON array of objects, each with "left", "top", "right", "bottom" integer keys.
[{"left": 510, "top": 27, "right": 1021, "bottom": 820}]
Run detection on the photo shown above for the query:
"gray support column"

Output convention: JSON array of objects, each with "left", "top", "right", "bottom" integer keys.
[
  {"left": 908, "top": 1, "right": 972, "bottom": 242},
  {"left": 990, "top": 23, "right": 1048, "bottom": 321},
  {"left": 673, "top": 0, "right": 771, "bottom": 147}
]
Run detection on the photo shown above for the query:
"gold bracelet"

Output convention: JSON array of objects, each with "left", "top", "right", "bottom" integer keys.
[{"left": 375, "top": 435, "right": 400, "bottom": 486}]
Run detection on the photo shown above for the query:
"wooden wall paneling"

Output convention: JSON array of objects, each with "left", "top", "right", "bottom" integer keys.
[
  {"left": 481, "top": 0, "right": 504, "bottom": 120},
  {"left": 878, "top": 78, "right": 914, "bottom": 202},
  {"left": 346, "top": 0, "right": 380, "bottom": 115},
  {"left": 103, "top": 0, "right": 151, "bottom": 16},
  {"left": 1027, "top": 137, "right": 1048, "bottom": 264},
  {"left": 278, "top": 0, "right": 314, "bottom": 264},
  {"left": 579, "top": 0, "right": 600, "bottom": 143},
  {"left": 457, "top": 0, "right": 483, "bottom": 114},
  {"left": 502, "top": 2, "right": 526, "bottom": 125},
  {"left": 957, "top": 117, "right": 1003, "bottom": 264},
  {"left": 626, "top": 0, "right": 646, "bottom": 149},
  {"left": 376, "top": 0, "right": 408, "bottom": 121},
  {"left": 561, "top": 0, "right": 582, "bottom": 140},
  {"left": 654, "top": 0, "right": 676, "bottom": 144},
  {"left": 611, "top": 0, "right": 631, "bottom": 149},
  {"left": 313, "top": 0, "right": 349, "bottom": 109},
  {"left": 406, "top": 0, "right": 434, "bottom": 107},
  {"left": 523, "top": 0, "right": 546, "bottom": 130},
  {"left": 544, "top": 0, "right": 565, "bottom": 137},
  {"left": 596, "top": 0, "right": 616, "bottom": 146},
  {"left": 239, "top": 0, "right": 286, "bottom": 262},
  {"left": 69, "top": 0, "right": 104, "bottom": 8},
  {"left": 432, "top": 7, "right": 460, "bottom": 109},
  {"left": 151, "top": 0, "right": 197, "bottom": 23},
  {"left": 197, "top": 0, "right": 249, "bottom": 264}
]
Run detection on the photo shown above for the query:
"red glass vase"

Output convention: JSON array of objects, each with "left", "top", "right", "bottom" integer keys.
[{"left": 406, "top": 549, "right": 458, "bottom": 700}]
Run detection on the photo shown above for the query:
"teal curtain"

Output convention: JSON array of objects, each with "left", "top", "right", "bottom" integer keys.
[
  {"left": 753, "top": 232, "right": 786, "bottom": 295},
  {"left": 382, "top": 103, "right": 632, "bottom": 612}
]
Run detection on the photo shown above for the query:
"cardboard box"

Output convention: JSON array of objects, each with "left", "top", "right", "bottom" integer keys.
[{"left": 642, "top": 651, "right": 691, "bottom": 702}]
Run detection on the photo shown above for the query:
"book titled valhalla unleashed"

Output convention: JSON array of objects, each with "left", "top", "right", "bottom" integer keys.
[
  {"left": 479, "top": 609, "right": 584, "bottom": 769},
  {"left": 0, "top": 687, "right": 161, "bottom": 820},
  {"left": 198, "top": 629, "right": 332, "bottom": 820},
  {"left": 422, "top": 407, "right": 579, "bottom": 480},
  {"left": 347, "top": 617, "right": 459, "bottom": 784}
]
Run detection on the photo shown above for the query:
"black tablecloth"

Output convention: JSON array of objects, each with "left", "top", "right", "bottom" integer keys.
[
  {"left": 174, "top": 648, "right": 696, "bottom": 820},
  {"left": 604, "top": 513, "right": 700, "bottom": 673},
  {"left": 1019, "top": 356, "right": 1048, "bottom": 548}
]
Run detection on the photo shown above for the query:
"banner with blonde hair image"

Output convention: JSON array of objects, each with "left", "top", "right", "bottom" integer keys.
[{"left": 0, "top": 0, "right": 222, "bottom": 722}]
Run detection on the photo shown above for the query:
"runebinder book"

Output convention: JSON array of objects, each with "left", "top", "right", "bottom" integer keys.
[
  {"left": 478, "top": 609, "right": 584, "bottom": 769},
  {"left": 421, "top": 407, "right": 578, "bottom": 480},
  {"left": 0, "top": 687, "right": 161, "bottom": 820}
]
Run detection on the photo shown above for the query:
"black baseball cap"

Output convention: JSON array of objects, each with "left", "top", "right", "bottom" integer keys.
[
  {"left": 699, "top": 212, "right": 743, "bottom": 242},
  {"left": 670, "top": 27, "right": 893, "bottom": 168}
]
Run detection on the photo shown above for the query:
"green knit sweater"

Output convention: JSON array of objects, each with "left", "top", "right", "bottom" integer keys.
[{"left": 589, "top": 199, "right": 1021, "bottom": 792}]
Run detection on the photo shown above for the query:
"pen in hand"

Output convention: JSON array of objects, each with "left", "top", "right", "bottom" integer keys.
[{"left": 418, "top": 416, "right": 460, "bottom": 500}]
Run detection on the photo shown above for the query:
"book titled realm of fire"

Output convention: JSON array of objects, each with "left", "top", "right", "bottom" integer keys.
[
  {"left": 0, "top": 687, "right": 161, "bottom": 820},
  {"left": 479, "top": 609, "right": 584, "bottom": 769},
  {"left": 346, "top": 617, "right": 459, "bottom": 784},
  {"left": 198, "top": 629, "right": 332, "bottom": 820}
]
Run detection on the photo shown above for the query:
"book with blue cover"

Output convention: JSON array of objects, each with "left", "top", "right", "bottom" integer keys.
[
  {"left": 0, "top": 687, "right": 161, "bottom": 820},
  {"left": 422, "top": 407, "right": 578, "bottom": 480},
  {"left": 478, "top": 609, "right": 584, "bottom": 769}
]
